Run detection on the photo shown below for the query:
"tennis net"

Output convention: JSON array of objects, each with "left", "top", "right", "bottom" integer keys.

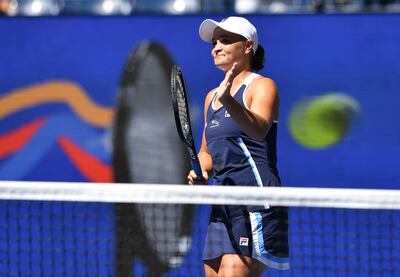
[{"left": 0, "top": 181, "right": 399, "bottom": 276}]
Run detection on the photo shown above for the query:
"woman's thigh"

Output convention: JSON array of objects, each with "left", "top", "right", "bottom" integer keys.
[
  {"left": 204, "top": 256, "right": 222, "bottom": 277},
  {"left": 219, "top": 254, "right": 266, "bottom": 277}
]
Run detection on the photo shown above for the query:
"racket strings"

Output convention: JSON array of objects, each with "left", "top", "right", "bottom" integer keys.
[{"left": 175, "top": 78, "right": 191, "bottom": 140}]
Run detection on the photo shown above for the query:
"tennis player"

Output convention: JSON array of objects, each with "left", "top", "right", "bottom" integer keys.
[{"left": 187, "top": 16, "right": 289, "bottom": 276}]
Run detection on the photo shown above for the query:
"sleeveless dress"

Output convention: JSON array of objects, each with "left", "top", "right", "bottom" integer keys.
[{"left": 202, "top": 73, "right": 289, "bottom": 269}]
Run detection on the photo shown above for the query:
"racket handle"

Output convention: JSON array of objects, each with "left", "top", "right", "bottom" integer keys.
[{"left": 191, "top": 160, "right": 204, "bottom": 181}]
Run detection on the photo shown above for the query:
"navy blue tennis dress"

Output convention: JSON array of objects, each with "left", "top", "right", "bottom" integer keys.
[{"left": 203, "top": 73, "right": 289, "bottom": 270}]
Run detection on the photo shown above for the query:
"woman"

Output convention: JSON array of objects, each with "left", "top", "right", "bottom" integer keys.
[{"left": 187, "top": 17, "right": 289, "bottom": 276}]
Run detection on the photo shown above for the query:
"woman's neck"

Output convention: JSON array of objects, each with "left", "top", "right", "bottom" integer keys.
[{"left": 231, "top": 70, "right": 252, "bottom": 89}]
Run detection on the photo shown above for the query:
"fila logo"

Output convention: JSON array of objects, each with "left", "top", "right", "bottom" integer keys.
[
  {"left": 239, "top": 237, "right": 249, "bottom": 246},
  {"left": 224, "top": 110, "right": 231, "bottom": 117}
]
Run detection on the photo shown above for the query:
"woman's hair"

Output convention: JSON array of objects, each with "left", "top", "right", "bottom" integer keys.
[{"left": 250, "top": 44, "right": 265, "bottom": 72}]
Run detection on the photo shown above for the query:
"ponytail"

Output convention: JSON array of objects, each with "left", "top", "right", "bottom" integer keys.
[{"left": 251, "top": 44, "right": 265, "bottom": 72}]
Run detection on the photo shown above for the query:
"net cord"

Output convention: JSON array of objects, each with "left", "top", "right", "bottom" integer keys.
[{"left": 0, "top": 181, "right": 399, "bottom": 210}]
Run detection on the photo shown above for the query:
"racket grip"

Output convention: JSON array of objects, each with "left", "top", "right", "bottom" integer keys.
[{"left": 191, "top": 160, "right": 204, "bottom": 181}]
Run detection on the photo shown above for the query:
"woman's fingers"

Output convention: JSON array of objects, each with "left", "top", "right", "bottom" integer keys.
[
  {"left": 226, "top": 63, "right": 237, "bottom": 82},
  {"left": 187, "top": 170, "right": 208, "bottom": 185},
  {"left": 187, "top": 170, "right": 199, "bottom": 185},
  {"left": 218, "top": 63, "right": 237, "bottom": 98},
  {"left": 225, "top": 63, "right": 237, "bottom": 85}
]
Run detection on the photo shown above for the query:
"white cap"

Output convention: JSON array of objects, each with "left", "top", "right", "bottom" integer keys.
[{"left": 199, "top": 16, "right": 258, "bottom": 53}]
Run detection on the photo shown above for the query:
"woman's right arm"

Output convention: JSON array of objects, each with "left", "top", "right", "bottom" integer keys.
[{"left": 187, "top": 90, "right": 215, "bottom": 185}]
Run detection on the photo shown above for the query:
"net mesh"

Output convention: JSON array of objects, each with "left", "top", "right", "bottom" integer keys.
[{"left": 0, "top": 181, "right": 399, "bottom": 276}]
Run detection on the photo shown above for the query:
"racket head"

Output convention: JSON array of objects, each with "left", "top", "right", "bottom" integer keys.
[
  {"left": 171, "top": 65, "right": 195, "bottom": 148},
  {"left": 171, "top": 65, "right": 204, "bottom": 181}
]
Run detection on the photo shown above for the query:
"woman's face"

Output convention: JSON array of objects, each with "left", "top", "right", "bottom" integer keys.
[{"left": 211, "top": 27, "right": 251, "bottom": 71}]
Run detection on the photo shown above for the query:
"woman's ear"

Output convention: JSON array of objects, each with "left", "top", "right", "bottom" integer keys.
[{"left": 244, "top": 40, "right": 255, "bottom": 55}]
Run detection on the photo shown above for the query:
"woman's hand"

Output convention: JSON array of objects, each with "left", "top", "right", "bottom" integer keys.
[
  {"left": 187, "top": 170, "right": 208, "bottom": 185},
  {"left": 217, "top": 63, "right": 237, "bottom": 101}
]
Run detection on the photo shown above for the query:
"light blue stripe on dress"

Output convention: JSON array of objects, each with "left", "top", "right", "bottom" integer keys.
[
  {"left": 250, "top": 212, "right": 290, "bottom": 270},
  {"left": 236, "top": 137, "right": 269, "bottom": 209}
]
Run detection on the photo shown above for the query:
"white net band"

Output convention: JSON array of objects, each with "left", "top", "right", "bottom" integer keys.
[{"left": 1, "top": 181, "right": 400, "bottom": 210}]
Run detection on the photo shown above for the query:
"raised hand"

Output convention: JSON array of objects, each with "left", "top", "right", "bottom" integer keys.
[{"left": 217, "top": 62, "right": 237, "bottom": 101}]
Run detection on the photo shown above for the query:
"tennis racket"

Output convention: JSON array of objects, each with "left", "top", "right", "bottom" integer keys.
[{"left": 171, "top": 65, "right": 203, "bottom": 180}]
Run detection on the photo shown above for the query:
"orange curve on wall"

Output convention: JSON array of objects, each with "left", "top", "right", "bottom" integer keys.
[{"left": 0, "top": 81, "right": 114, "bottom": 128}]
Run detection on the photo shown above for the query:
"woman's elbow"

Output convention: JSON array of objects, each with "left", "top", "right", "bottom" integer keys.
[
  {"left": 248, "top": 128, "right": 269, "bottom": 141},
  {"left": 250, "top": 122, "right": 271, "bottom": 140}
]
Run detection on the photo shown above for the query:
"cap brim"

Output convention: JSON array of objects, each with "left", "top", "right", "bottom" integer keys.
[{"left": 199, "top": 19, "right": 220, "bottom": 43}]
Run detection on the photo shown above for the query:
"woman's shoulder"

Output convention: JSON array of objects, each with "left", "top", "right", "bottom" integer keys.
[
  {"left": 251, "top": 74, "right": 278, "bottom": 93},
  {"left": 204, "top": 88, "right": 218, "bottom": 109},
  {"left": 206, "top": 87, "right": 218, "bottom": 97},
  {"left": 253, "top": 74, "right": 276, "bottom": 86},
  {"left": 205, "top": 87, "right": 218, "bottom": 102}
]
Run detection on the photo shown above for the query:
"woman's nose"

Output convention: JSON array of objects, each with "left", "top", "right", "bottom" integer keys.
[
  {"left": 212, "top": 41, "right": 222, "bottom": 53},
  {"left": 214, "top": 40, "right": 222, "bottom": 48}
]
